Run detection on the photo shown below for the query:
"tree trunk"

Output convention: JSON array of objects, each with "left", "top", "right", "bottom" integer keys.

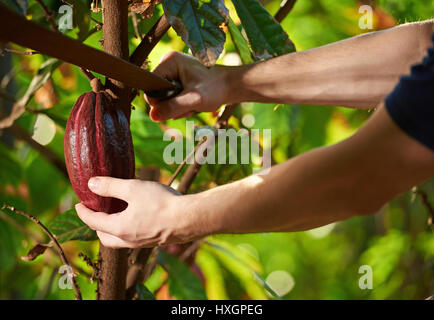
[{"left": 97, "top": 0, "right": 130, "bottom": 300}]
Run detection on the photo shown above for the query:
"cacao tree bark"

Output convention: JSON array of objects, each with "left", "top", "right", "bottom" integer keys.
[{"left": 98, "top": 0, "right": 131, "bottom": 300}]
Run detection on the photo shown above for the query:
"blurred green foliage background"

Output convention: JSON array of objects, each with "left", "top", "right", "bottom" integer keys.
[{"left": 0, "top": 0, "right": 433, "bottom": 300}]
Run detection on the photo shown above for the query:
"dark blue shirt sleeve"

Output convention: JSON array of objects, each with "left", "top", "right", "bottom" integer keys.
[{"left": 385, "top": 35, "right": 434, "bottom": 151}]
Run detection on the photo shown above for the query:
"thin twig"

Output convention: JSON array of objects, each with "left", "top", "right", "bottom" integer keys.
[
  {"left": 35, "top": 0, "right": 59, "bottom": 31},
  {"left": 129, "top": 14, "right": 171, "bottom": 66},
  {"left": 1, "top": 205, "right": 82, "bottom": 300},
  {"left": 179, "top": 239, "right": 204, "bottom": 262},
  {"left": 130, "top": 12, "right": 142, "bottom": 40},
  {"left": 142, "top": 249, "right": 159, "bottom": 282},
  {"left": 78, "top": 252, "right": 100, "bottom": 282},
  {"left": 1, "top": 67, "right": 18, "bottom": 90},
  {"left": 78, "top": 252, "right": 98, "bottom": 270},
  {"left": 4, "top": 48, "right": 40, "bottom": 56},
  {"left": 62, "top": 0, "right": 74, "bottom": 7},
  {"left": 125, "top": 247, "right": 153, "bottom": 299},
  {"left": 79, "top": 67, "right": 96, "bottom": 82},
  {"left": 90, "top": 17, "right": 103, "bottom": 30},
  {"left": 0, "top": 211, "right": 91, "bottom": 277},
  {"left": 168, "top": 137, "right": 208, "bottom": 187},
  {"left": 274, "top": 0, "right": 298, "bottom": 23},
  {"left": 176, "top": 104, "right": 238, "bottom": 194},
  {"left": 417, "top": 188, "right": 434, "bottom": 227}
]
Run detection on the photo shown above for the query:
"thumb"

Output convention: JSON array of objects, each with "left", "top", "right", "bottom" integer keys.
[{"left": 88, "top": 177, "right": 135, "bottom": 201}]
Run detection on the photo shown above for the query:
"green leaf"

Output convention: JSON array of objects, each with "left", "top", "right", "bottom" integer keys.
[
  {"left": 231, "top": 0, "right": 295, "bottom": 59},
  {"left": 0, "top": 144, "right": 22, "bottom": 187},
  {"left": 206, "top": 239, "right": 279, "bottom": 299},
  {"left": 49, "top": 209, "right": 97, "bottom": 243},
  {"left": 162, "top": 0, "right": 229, "bottom": 66},
  {"left": 136, "top": 284, "right": 156, "bottom": 300},
  {"left": 157, "top": 250, "right": 207, "bottom": 300},
  {"left": 3, "top": 0, "right": 27, "bottom": 16},
  {"left": 227, "top": 17, "right": 254, "bottom": 65},
  {"left": 0, "top": 215, "right": 23, "bottom": 272},
  {"left": 70, "top": 0, "right": 91, "bottom": 41},
  {"left": 134, "top": 135, "right": 174, "bottom": 172},
  {"left": 25, "top": 155, "right": 67, "bottom": 213}
]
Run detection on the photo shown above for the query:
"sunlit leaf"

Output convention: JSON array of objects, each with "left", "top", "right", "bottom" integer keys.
[
  {"left": 227, "top": 17, "right": 254, "bottom": 64},
  {"left": 231, "top": 0, "right": 295, "bottom": 59},
  {"left": 162, "top": 0, "right": 229, "bottom": 66}
]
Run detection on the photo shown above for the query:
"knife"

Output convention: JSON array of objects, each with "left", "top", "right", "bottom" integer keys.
[{"left": 0, "top": 5, "right": 182, "bottom": 99}]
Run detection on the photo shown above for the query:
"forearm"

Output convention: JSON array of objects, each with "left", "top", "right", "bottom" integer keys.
[
  {"left": 191, "top": 148, "right": 359, "bottom": 235},
  {"left": 188, "top": 107, "right": 434, "bottom": 236},
  {"left": 224, "top": 20, "right": 434, "bottom": 108}
]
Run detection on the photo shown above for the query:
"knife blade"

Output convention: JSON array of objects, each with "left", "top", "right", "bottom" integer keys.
[{"left": 0, "top": 5, "right": 181, "bottom": 98}]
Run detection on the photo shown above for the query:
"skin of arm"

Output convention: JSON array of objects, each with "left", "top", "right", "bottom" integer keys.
[
  {"left": 76, "top": 105, "right": 434, "bottom": 248},
  {"left": 146, "top": 19, "right": 434, "bottom": 121}
]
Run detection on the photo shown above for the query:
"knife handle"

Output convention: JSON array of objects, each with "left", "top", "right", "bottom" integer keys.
[{"left": 144, "top": 79, "right": 183, "bottom": 100}]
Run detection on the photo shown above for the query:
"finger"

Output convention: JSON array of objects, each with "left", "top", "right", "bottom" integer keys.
[
  {"left": 97, "top": 231, "right": 140, "bottom": 249},
  {"left": 149, "top": 91, "right": 202, "bottom": 121},
  {"left": 152, "top": 51, "right": 181, "bottom": 80},
  {"left": 144, "top": 95, "right": 161, "bottom": 107},
  {"left": 88, "top": 176, "right": 136, "bottom": 201},
  {"left": 75, "top": 203, "right": 122, "bottom": 235}
]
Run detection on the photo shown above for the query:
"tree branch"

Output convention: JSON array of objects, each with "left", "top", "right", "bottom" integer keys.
[
  {"left": 130, "top": 12, "right": 142, "bottom": 40},
  {"left": 274, "top": 0, "right": 297, "bottom": 23},
  {"left": 125, "top": 248, "right": 153, "bottom": 299},
  {"left": 1, "top": 205, "right": 82, "bottom": 300},
  {"left": 176, "top": 104, "right": 239, "bottom": 195},
  {"left": 168, "top": 137, "right": 207, "bottom": 187},
  {"left": 97, "top": 0, "right": 131, "bottom": 300},
  {"left": 129, "top": 14, "right": 170, "bottom": 67}
]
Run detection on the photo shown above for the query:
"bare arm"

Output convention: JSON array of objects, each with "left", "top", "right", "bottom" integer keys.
[
  {"left": 75, "top": 105, "right": 434, "bottom": 247},
  {"left": 190, "top": 106, "right": 434, "bottom": 235},
  {"left": 228, "top": 20, "right": 434, "bottom": 109},
  {"left": 146, "top": 20, "right": 434, "bottom": 120}
]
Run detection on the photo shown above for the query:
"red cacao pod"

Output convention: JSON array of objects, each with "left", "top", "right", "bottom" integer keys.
[{"left": 64, "top": 91, "right": 135, "bottom": 213}]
